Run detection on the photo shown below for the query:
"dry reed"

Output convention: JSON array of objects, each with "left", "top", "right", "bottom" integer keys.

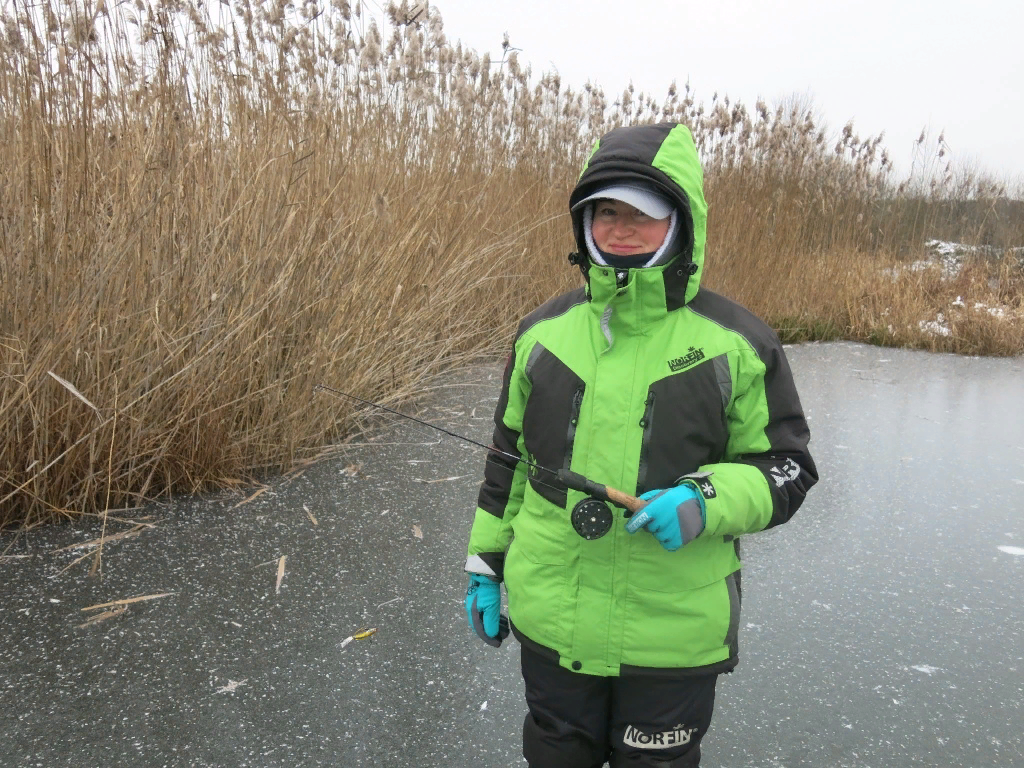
[{"left": 1, "top": 0, "right": 1021, "bottom": 528}]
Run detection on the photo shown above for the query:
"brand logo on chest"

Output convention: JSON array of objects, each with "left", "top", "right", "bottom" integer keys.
[{"left": 668, "top": 346, "right": 705, "bottom": 372}]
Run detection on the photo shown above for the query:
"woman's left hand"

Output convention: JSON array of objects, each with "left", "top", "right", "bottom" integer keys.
[{"left": 625, "top": 485, "right": 706, "bottom": 551}]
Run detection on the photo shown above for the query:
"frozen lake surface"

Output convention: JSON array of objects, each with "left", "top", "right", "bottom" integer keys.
[{"left": 2, "top": 342, "right": 1022, "bottom": 767}]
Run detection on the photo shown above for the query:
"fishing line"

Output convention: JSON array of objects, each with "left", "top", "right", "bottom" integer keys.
[{"left": 314, "top": 383, "right": 568, "bottom": 497}]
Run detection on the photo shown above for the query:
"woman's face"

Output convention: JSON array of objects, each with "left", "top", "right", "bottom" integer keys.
[{"left": 591, "top": 200, "right": 671, "bottom": 257}]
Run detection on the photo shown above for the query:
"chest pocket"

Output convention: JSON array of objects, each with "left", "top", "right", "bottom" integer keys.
[
  {"left": 521, "top": 344, "right": 585, "bottom": 509},
  {"left": 637, "top": 354, "right": 730, "bottom": 495}
]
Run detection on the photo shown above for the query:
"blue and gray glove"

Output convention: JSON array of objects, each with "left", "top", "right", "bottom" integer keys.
[
  {"left": 465, "top": 573, "right": 510, "bottom": 647},
  {"left": 625, "top": 484, "right": 706, "bottom": 551}
]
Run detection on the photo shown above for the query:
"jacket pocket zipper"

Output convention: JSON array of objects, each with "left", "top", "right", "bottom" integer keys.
[
  {"left": 562, "top": 385, "right": 585, "bottom": 477},
  {"left": 635, "top": 390, "right": 657, "bottom": 494}
]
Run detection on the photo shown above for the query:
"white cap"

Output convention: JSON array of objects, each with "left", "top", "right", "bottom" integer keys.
[{"left": 572, "top": 184, "right": 673, "bottom": 220}]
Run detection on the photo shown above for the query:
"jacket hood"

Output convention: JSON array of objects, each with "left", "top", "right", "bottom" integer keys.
[{"left": 569, "top": 123, "right": 708, "bottom": 308}]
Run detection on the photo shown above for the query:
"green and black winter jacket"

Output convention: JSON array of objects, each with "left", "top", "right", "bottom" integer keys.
[{"left": 466, "top": 123, "right": 817, "bottom": 677}]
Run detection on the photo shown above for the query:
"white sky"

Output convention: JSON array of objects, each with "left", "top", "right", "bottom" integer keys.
[{"left": 429, "top": 0, "right": 1024, "bottom": 186}]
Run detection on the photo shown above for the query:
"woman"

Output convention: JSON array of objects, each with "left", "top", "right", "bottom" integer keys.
[{"left": 464, "top": 122, "right": 817, "bottom": 767}]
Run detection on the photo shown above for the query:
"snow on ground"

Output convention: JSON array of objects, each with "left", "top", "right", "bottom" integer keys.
[
  {"left": 892, "top": 240, "right": 1024, "bottom": 337},
  {"left": 922, "top": 239, "right": 1024, "bottom": 276},
  {"left": 917, "top": 297, "right": 1022, "bottom": 337},
  {"left": 926, "top": 239, "right": 1024, "bottom": 258},
  {"left": 918, "top": 313, "right": 952, "bottom": 337},
  {"left": 886, "top": 239, "right": 1023, "bottom": 281}
]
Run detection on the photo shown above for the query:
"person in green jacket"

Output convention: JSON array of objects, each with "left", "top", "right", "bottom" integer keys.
[{"left": 464, "top": 122, "right": 818, "bottom": 767}]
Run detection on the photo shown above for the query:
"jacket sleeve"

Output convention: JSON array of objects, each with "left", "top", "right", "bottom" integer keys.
[
  {"left": 465, "top": 344, "right": 531, "bottom": 580},
  {"left": 685, "top": 335, "right": 817, "bottom": 538}
]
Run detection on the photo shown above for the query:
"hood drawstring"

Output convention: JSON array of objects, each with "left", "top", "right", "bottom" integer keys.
[{"left": 568, "top": 250, "right": 589, "bottom": 281}]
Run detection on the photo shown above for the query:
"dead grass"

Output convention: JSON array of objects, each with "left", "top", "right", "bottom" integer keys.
[{"left": 0, "top": 0, "right": 1020, "bottom": 528}]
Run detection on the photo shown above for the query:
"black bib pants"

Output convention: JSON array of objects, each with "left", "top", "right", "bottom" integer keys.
[{"left": 520, "top": 644, "right": 718, "bottom": 768}]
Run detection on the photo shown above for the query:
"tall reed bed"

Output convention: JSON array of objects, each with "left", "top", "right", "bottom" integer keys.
[{"left": 1, "top": 0, "right": 1020, "bottom": 528}]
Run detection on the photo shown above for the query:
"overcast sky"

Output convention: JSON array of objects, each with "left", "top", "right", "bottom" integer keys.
[{"left": 429, "top": 0, "right": 1024, "bottom": 186}]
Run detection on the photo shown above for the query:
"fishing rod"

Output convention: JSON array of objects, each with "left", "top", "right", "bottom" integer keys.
[{"left": 313, "top": 384, "right": 648, "bottom": 518}]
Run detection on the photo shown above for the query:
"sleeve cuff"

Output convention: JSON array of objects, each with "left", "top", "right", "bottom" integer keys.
[{"left": 465, "top": 552, "right": 505, "bottom": 581}]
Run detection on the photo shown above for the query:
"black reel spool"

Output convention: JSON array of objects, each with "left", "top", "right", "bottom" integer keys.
[{"left": 571, "top": 497, "right": 614, "bottom": 540}]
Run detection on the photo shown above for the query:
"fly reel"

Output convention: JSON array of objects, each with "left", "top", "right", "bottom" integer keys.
[{"left": 570, "top": 497, "right": 614, "bottom": 540}]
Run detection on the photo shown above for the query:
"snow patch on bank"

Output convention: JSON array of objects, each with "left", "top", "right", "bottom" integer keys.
[
  {"left": 896, "top": 240, "right": 1024, "bottom": 337},
  {"left": 918, "top": 314, "right": 952, "bottom": 337},
  {"left": 886, "top": 239, "right": 1023, "bottom": 281}
]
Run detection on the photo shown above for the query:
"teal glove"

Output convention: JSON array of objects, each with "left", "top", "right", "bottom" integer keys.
[
  {"left": 465, "top": 574, "right": 510, "bottom": 648},
  {"left": 625, "top": 484, "right": 706, "bottom": 551}
]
